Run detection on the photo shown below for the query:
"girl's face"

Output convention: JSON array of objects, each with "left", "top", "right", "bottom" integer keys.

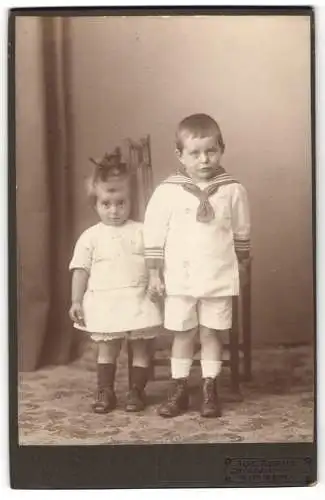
[
  {"left": 177, "top": 134, "right": 223, "bottom": 182},
  {"left": 95, "top": 183, "right": 131, "bottom": 226}
]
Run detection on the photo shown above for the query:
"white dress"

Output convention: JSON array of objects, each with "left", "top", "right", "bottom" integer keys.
[
  {"left": 69, "top": 220, "right": 162, "bottom": 339},
  {"left": 143, "top": 174, "right": 251, "bottom": 298}
]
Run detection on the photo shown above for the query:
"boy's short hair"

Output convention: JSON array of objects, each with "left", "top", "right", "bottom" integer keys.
[
  {"left": 86, "top": 148, "right": 131, "bottom": 205},
  {"left": 175, "top": 113, "right": 225, "bottom": 152}
]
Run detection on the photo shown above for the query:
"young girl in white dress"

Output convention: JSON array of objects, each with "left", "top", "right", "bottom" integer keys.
[{"left": 69, "top": 149, "right": 162, "bottom": 414}]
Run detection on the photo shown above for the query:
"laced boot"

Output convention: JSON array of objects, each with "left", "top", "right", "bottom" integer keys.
[
  {"left": 92, "top": 363, "right": 117, "bottom": 414},
  {"left": 200, "top": 377, "right": 222, "bottom": 418},
  {"left": 125, "top": 366, "right": 148, "bottom": 412},
  {"left": 158, "top": 378, "right": 189, "bottom": 418}
]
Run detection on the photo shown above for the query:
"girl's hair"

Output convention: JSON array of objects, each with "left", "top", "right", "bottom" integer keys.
[
  {"left": 175, "top": 113, "right": 225, "bottom": 152},
  {"left": 86, "top": 148, "right": 130, "bottom": 205}
]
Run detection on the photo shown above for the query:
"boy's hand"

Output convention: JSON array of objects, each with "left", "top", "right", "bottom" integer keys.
[
  {"left": 239, "top": 258, "right": 251, "bottom": 288},
  {"left": 147, "top": 274, "right": 165, "bottom": 303},
  {"left": 69, "top": 302, "right": 85, "bottom": 327}
]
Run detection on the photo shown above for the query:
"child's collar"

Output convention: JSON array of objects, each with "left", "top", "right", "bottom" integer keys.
[
  {"left": 164, "top": 166, "right": 237, "bottom": 186},
  {"left": 163, "top": 166, "right": 239, "bottom": 223}
]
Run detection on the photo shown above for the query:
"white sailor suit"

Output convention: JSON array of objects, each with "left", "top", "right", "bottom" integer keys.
[{"left": 143, "top": 168, "right": 251, "bottom": 331}]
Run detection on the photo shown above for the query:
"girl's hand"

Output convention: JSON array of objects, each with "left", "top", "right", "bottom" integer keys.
[
  {"left": 69, "top": 302, "right": 85, "bottom": 326},
  {"left": 147, "top": 274, "right": 165, "bottom": 303}
]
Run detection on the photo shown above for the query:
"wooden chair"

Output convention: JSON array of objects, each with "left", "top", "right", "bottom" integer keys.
[
  {"left": 122, "top": 135, "right": 153, "bottom": 222},
  {"left": 122, "top": 135, "right": 156, "bottom": 386},
  {"left": 124, "top": 135, "right": 252, "bottom": 393}
]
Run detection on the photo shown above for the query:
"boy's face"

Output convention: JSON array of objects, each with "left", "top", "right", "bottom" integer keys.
[
  {"left": 177, "top": 135, "right": 223, "bottom": 182},
  {"left": 95, "top": 183, "right": 131, "bottom": 226}
]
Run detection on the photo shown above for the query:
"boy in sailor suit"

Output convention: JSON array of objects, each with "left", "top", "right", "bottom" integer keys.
[{"left": 144, "top": 113, "right": 251, "bottom": 418}]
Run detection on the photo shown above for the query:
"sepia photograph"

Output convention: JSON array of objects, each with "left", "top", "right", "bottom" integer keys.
[{"left": 11, "top": 7, "right": 316, "bottom": 488}]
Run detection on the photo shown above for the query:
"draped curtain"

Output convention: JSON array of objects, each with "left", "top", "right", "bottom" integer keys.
[{"left": 16, "top": 17, "right": 78, "bottom": 371}]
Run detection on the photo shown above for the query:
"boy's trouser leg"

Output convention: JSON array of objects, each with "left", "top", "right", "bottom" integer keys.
[{"left": 158, "top": 328, "right": 196, "bottom": 418}]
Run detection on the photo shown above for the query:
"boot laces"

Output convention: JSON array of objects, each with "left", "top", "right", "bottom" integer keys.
[
  {"left": 168, "top": 380, "right": 185, "bottom": 404},
  {"left": 97, "top": 387, "right": 113, "bottom": 401},
  {"left": 203, "top": 379, "right": 216, "bottom": 403}
]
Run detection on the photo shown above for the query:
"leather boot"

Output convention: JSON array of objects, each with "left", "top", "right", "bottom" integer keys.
[
  {"left": 125, "top": 366, "right": 148, "bottom": 412},
  {"left": 92, "top": 363, "right": 117, "bottom": 414},
  {"left": 158, "top": 378, "right": 189, "bottom": 418},
  {"left": 200, "top": 377, "right": 222, "bottom": 418}
]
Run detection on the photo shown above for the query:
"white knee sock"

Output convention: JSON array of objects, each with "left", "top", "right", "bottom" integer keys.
[
  {"left": 201, "top": 360, "right": 222, "bottom": 378},
  {"left": 171, "top": 358, "right": 192, "bottom": 379}
]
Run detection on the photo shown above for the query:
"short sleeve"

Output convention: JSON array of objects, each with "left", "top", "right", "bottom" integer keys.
[{"left": 69, "top": 228, "right": 94, "bottom": 273}]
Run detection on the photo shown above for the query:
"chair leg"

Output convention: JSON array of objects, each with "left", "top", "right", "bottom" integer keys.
[
  {"left": 147, "top": 338, "right": 155, "bottom": 381},
  {"left": 229, "top": 296, "right": 242, "bottom": 398},
  {"left": 242, "top": 263, "right": 252, "bottom": 381},
  {"left": 127, "top": 337, "right": 133, "bottom": 389}
]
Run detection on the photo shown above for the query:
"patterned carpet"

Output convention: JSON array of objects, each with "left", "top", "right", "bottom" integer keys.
[{"left": 18, "top": 342, "right": 314, "bottom": 445}]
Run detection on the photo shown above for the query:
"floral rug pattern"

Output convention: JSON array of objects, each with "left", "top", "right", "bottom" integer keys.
[{"left": 18, "top": 343, "right": 314, "bottom": 445}]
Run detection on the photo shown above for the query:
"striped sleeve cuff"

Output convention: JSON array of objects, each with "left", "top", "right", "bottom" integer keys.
[{"left": 145, "top": 247, "right": 164, "bottom": 269}]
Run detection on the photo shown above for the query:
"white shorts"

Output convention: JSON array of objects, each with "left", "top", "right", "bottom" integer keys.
[{"left": 164, "top": 295, "right": 232, "bottom": 331}]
